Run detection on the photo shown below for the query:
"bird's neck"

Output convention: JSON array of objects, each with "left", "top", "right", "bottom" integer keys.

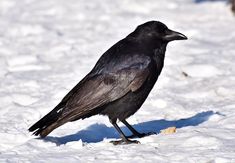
[
  {"left": 153, "top": 44, "right": 166, "bottom": 59},
  {"left": 152, "top": 44, "right": 166, "bottom": 76}
]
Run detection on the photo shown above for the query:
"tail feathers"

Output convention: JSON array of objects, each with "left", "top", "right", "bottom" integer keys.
[
  {"left": 32, "top": 121, "right": 63, "bottom": 138},
  {"left": 29, "top": 103, "right": 65, "bottom": 138}
]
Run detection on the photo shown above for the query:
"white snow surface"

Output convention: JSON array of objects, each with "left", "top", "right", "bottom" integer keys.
[{"left": 0, "top": 0, "right": 235, "bottom": 162}]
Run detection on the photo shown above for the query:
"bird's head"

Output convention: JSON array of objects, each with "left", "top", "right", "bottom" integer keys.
[{"left": 129, "top": 21, "right": 187, "bottom": 43}]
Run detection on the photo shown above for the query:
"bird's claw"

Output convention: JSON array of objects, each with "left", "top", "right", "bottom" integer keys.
[
  {"left": 127, "top": 132, "right": 156, "bottom": 139},
  {"left": 143, "top": 131, "right": 157, "bottom": 137},
  {"left": 110, "top": 139, "right": 140, "bottom": 145}
]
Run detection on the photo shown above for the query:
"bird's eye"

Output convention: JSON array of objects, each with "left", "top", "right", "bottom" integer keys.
[
  {"left": 162, "top": 27, "right": 168, "bottom": 33},
  {"left": 155, "top": 25, "right": 168, "bottom": 34}
]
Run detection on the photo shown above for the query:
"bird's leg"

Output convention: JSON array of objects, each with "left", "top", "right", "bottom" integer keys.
[
  {"left": 122, "top": 119, "right": 156, "bottom": 138},
  {"left": 109, "top": 119, "right": 140, "bottom": 145}
]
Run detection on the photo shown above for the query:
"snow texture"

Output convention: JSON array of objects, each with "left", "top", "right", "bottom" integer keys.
[{"left": 0, "top": 0, "right": 235, "bottom": 162}]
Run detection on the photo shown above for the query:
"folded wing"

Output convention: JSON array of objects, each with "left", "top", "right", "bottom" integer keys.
[{"left": 59, "top": 55, "right": 151, "bottom": 123}]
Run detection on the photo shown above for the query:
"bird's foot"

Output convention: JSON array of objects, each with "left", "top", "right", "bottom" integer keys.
[
  {"left": 110, "top": 139, "right": 140, "bottom": 145},
  {"left": 127, "top": 132, "right": 156, "bottom": 139}
]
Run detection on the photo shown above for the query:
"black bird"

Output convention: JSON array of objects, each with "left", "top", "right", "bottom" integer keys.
[{"left": 29, "top": 21, "right": 187, "bottom": 145}]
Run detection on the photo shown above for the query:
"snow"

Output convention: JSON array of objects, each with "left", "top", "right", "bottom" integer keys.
[{"left": 0, "top": 0, "right": 235, "bottom": 162}]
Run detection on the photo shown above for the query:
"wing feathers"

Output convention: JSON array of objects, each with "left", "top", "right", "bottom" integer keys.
[{"left": 57, "top": 56, "right": 151, "bottom": 123}]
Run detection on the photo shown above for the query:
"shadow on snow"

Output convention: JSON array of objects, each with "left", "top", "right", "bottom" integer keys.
[
  {"left": 44, "top": 111, "right": 218, "bottom": 145},
  {"left": 194, "top": 0, "right": 229, "bottom": 3}
]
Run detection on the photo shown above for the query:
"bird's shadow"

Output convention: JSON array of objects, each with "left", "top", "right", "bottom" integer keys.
[{"left": 44, "top": 111, "right": 220, "bottom": 145}]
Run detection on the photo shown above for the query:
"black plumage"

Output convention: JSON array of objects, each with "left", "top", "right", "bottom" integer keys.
[{"left": 29, "top": 21, "right": 187, "bottom": 145}]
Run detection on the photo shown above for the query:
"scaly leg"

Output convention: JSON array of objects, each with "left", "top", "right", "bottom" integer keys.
[
  {"left": 122, "top": 119, "right": 156, "bottom": 138},
  {"left": 109, "top": 118, "right": 139, "bottom": 145}
]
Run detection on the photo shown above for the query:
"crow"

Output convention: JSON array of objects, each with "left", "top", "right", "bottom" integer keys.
[{"left": 29, "top": 21, "right": 187, "bottom": 145}]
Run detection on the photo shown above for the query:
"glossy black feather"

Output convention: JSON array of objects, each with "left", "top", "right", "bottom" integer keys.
[{"left": 28, "top": 21, "right": 187, "bottom": 138}]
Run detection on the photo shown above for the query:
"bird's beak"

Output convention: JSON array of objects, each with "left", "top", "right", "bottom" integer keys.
[{"left": 164, "top": 29, "right": 187, "bottom": 42}]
